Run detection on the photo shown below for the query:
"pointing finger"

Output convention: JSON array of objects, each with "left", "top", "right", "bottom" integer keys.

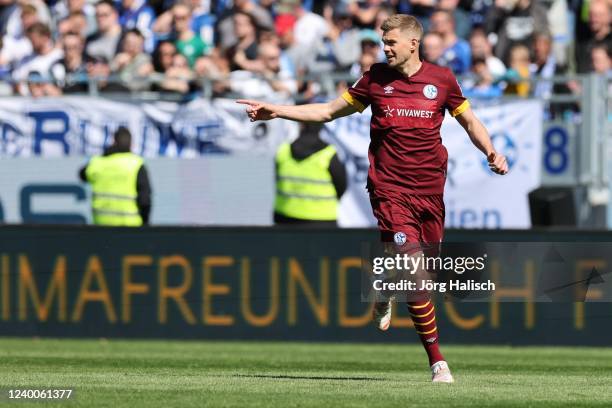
[{"left": 236, "top": 99, "right": 257, "bottom": 106}]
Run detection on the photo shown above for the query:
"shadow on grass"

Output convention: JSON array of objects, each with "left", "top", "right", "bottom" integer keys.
[{"left": 232, "top": 374, "right": 385, "bottom": 381}]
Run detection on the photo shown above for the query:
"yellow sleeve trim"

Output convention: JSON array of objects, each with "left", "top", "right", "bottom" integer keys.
[
  {"left": 341, "top": 90, "right": 366, "bottom": 113},
  {"left": 451, "top": 100, "right": 470, "bottom": 117}
]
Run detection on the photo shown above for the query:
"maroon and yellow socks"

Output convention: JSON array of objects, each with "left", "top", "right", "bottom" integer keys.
[{"left": 407, "top": 300, "right": 444, "bottom": 366}]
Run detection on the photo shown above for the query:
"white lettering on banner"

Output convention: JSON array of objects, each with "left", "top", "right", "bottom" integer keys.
[
  {"left": 323, "top": 100, "right": 543, "bottom": 229},
  {"left": 0, "top": 97, "right": 298, "bottom": 158}
]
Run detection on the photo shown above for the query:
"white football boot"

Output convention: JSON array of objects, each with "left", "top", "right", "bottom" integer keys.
[
  {"left": 431, "top": 360, "right": 454, "bottom": 383},
  {"left": 372, "top": 300, "right": 393, "bottom": 331}
]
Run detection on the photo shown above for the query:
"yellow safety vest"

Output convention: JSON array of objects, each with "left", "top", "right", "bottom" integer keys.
[
  {"left": 85, "top": 152, "right": 144, "bottom": 226},
  {"left": 274, "top": 143, "right": 339, "bottom": 221}
]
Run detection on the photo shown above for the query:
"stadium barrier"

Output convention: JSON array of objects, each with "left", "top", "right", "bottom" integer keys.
[{"left": 0, "top": 225, "right": 611, "bottom": 345}]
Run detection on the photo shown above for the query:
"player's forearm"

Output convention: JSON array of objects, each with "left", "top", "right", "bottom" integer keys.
[
  {"left": 273, "top": 103, "right": 333, "bottom": 123},
  {"left": 466, "top": 119, "right": 495, "bottom": 156}
]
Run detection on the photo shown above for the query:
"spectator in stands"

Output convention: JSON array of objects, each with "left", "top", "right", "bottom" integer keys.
[
  {"left": 215, "top": 0, "right": 273, "bottom": 50},
  {"left": 307, "top": 2, "right": 360, "bottom": 75},
  {"left": 0, "top": 0, "right": 18, "bottom": 38},
  {"left": 504, "top": 44, "right": 531, "bottom": 97},
  {"left": 194, "top": 47, "right": 231, "bottom": 96},
  {"left": 188, "top": 0, "right": 216, "bottom": 46},
  {"left": 52, "top": 0, "right": 96, "bottom": 37},
  {"left": 546, "top": 0, "right": 570, "bottom": 66},
  {"left": 153, "top": 53, "right": 196, "bottom": 95},
  {"left": 575, "top": 0, "right": 611, "bottom": 73},
  {"left": 118, "top": 0, "right": 155, "bottom": 53},
  {"left": 56, "top": 11, "right": 89, "bottom": 39},
  {"left": 151, "top": 40, "right": 176, "bottom": 75},
  {"left": 398, "top": 0, "right": 436, "bottom": 32},
  {"left": 347, "top": 0, "right": 384, "bottom": 29},
  {"left": 591, "top": 44, "right": 612, "bottom": 120},
  {"left": 258, "top": 28, "right": 296, "bottom": 77},
  {"left": 163, "top": 2, "right": 208, "bottom": 68},
  {"left": 86, "top": 0, "right": 123, "bottom": 62},
  {"left": 469, "top": 28, "right": 506, "bottom": 79},
  {"left": 430, "top": 9, "right": 471, "bottom": 74},
  {"left": 437, "top": 0, "right": 472, "bottom": 40},
  {"left": 154, "top": 0, "right": 215, "bottom": 48},
  {"left": 531, "top": 30, "right": 577, "bottom": 119},
  {"left": 111, "top": 28, "right": 151, "bottom": 90},
  {"left": 64, "top": 54, "right": 130, "bottom": 93},
  {"left": 350, "top": 29, "right": 383, "bottom": 77},
  {"left": 4, "top": 0, "right": 51, "bottom": 40},
  {"left": 227, "top": 11, "right": 259, "bottom": 71},
  {"left": 358, "top": 51, "right": 376, "bottom": 74},
  {"left": 230, "top": 41, "right": 297, "bottom": 98},
  {"left": 422, "top": 31, "right": 447, "bottom": 67},
  {"left": 50, "top": 32, "right": 86, "bottom": 88},
  {"left": 358, "top": 28, "right": 384, "bottom": 61},
  {"left": 278, "top": 0, "right": 328, "bottom": 50},
  {"left": 12, "top": 22, "right": 63, "bottom": 94},
  {"left": 463, "top": 57, "right": 503, "bottom": 99},
  {"left": 591, "top": 44, "right": 611, "bottom": 75},
  {"left": 276, "top": 13, "right": 310, "bottom": 76},
  {"left": 0, "top": 3, "right": 38, "bottom": 69},
  {"left": 25, "top": 70, "right": 62, "bottom": 96},
  {"left": 467, "top": 0, "right": 492, "bottom": 27},
  {"left": 485, "top": 0, "right": 549, "bottom": 65},
  {"left": 530, "top": 31, "right": 566, "bottom": 99},
  {"left": 320, "top": 2, "right": 361, "bottom": 71}
]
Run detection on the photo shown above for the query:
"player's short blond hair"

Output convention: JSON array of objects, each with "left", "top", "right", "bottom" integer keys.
[{"left": 380, "top": 14, "right": 424, "bottom": 40}]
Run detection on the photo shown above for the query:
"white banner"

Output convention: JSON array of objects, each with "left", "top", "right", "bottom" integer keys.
[
  {"left": 0, "top": 97, "right": 298, "bottom": 157},
  {"left": 325, "top": 100, "right": 543, "bottom": 229}
]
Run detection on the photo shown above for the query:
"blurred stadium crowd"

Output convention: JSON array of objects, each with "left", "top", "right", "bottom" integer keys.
[{"left": 0, "top": 0, "right": 609, "bottom": 101}]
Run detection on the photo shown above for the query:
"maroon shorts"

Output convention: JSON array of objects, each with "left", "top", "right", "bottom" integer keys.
[{"left": 369, "top": 189, "right": 445, "bottom": 246}]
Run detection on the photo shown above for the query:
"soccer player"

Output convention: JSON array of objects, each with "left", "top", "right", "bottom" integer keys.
[{"left": 237, "top": 14, "right": 508, "bottom": 383}]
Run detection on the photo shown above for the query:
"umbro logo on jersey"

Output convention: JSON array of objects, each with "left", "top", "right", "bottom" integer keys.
[{"left": 383, "top": 85, "right": 394, "bottom": 94}]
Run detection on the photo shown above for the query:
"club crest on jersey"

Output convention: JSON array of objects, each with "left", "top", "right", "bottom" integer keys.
[
  {"left": 423, "top": 84, "right": 438, "bottom": 99},
  {"left": 383, "top": 85, "right": 394, "bottom": 94},
  {"left": 394, "top": 232, "right": 406, "bottom": 246}
]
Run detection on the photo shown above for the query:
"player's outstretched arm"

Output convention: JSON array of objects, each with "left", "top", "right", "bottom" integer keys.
[
  {"left": 455, "top": 107, "right": 508, "bottom": 175},
  {"left": 236, "top": 95, "right": 358, "bottom": 123}
]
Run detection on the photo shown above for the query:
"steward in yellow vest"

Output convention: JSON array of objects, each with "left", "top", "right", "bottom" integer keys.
[
  {"left": 274, "top": 123, "right": 347, "bottom": 227},
  {"left": 79, "top": 127, "right": 151, "bottom": 226}
]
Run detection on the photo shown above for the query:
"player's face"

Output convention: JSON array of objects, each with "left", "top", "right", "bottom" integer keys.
[{"left": 382, "top": 28, "right": 419, "bottom": 68}]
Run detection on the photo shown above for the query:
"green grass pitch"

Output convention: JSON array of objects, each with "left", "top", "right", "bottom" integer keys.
[{"left": 0, "top": 338, "right": 611, "bottom": 407}]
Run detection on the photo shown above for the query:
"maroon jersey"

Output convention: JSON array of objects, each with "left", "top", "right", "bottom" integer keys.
[{"left": 342, "top": 61, "right": 469, "bottom": 195}]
